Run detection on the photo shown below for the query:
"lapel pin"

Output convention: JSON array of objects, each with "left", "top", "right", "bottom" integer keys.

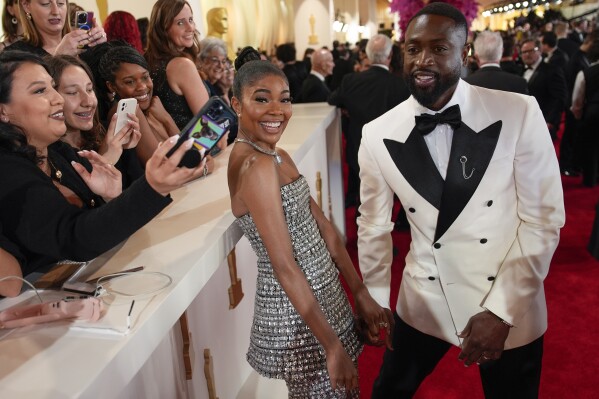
[{"left": 460, "top": 156, "right": 475, "bottom": 180}]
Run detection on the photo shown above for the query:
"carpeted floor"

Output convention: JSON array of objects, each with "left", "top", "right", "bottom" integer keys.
[{"left": 343, "top": 166, "right": 599, "bottom": 398}]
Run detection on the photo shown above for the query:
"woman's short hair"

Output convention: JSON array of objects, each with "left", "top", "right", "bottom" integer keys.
[
  {"left": 235, "top": 46, "right": 261, "bottom": 71},
  {"left": 232, "top": 60, "right": 288, "bottom": 100},
  {"left": 145, "top": 0, "right": 200, "bottom": 70},
  {"left": 103, "top": 11, "right": 144, "bottom": 54},
  {"left": 199, "top": 37, "right": 227, "bottom": 61},
  {"left": 18, "top": 0, "right": 71, "bottom": 48},
  {"left": 0, "top": 50, "right": 47, "bottom": 162}
]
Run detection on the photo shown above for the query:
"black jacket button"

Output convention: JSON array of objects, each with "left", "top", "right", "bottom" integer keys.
[
  {"left": 487, "top": 200, "right": 493, "bottom": 207},
  {"left": 434, "top": 243, "right": 441, "bottom": 249},
  {"left": 487, "top": 276, "right": 495, "bottom": 281},
  {"left": 428, "top": 276, "right": 436, "bottom": 281},
  {"left": 480, "top": 238, "right": 488, "bottom": 244},
  {"left": 409, "top": 207, "right": 416, "bottom": 213}
]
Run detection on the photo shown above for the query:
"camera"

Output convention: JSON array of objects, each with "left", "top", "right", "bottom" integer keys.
[
  {"left": 207, "top": 103, "right": 224, "bottom": 120},
  {"left": 75, "top": 11, "right": 94, "bottom": 31}
]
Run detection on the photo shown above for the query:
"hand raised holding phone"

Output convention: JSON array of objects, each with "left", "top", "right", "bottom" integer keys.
[
  {"left": 101, "top": 110, "right": 141, "bottom": 165},
  {"left": 146, "top": 136, "right": 208, "bottom": 196},
  {"left": 166, "top": 97, "right": 235, "bottom": 168}
]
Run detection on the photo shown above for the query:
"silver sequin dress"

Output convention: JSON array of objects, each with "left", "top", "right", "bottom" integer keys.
[{"left": 236, "top": 176, "right": 362, "bottom": 394}]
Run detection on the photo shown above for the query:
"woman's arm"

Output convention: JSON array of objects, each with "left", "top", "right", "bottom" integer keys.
[
  {"left": 309, "top": 195, "right": 393, "bottom": 347},
  {"left": 238, "top": 156, "right": 358, "bottom": 390},
  {"left": 166, "top": 57, "right": 210, "bottom": 114},
  {"left": 147, "top": 96, "right": 181, "bottom": 137}
]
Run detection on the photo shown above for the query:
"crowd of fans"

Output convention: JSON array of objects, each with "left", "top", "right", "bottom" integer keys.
[{"left": 0, "top": 0, "right": 596, "bottom": 298}]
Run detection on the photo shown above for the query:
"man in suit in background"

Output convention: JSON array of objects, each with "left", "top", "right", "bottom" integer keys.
[
  {"left": 328, "top": 34, "right": 410, "bottom": 209},
  {"left": 521, "top": 39, "right": 568, "bottom": 140},
  {"left": 499, "top": 35, "right": 524, "bottom": 76},
  {"left": 357, "top": 4, "right": 564, "bottom": 397},
  {"left": 541, "top": 31, "right": 569, "bottom": 76},
  {"left": 560, "top": 31, "right": 596, "bottom": 176},
  {"left": 568, "top": 19, "right": 587, "bottom": 45},
  {"left": 555, "top": 21, "right": 579, "bottom": 59},
  {"left": 465, "top": 31, "right": 528, "bottom": 94},
  {"left": 296, "top": 48, "right": 334, "bottom": 103}
]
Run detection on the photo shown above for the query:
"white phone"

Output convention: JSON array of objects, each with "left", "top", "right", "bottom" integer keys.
[{"left": 114, "top": 98, "right": 137, "bottom": 137}]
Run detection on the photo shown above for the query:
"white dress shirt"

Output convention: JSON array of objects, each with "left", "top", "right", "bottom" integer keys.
[{"left": 413, "top": 80, "right": 468, "bottom": 179}]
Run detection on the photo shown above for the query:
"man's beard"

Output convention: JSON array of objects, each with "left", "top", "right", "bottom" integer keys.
[{"left": 405, "top": 65, "right": 462, "bottom": 108}]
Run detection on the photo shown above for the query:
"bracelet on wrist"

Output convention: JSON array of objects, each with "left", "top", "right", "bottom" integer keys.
[{"left": 202, "top": 163, "right": 208, "bottom": 177}]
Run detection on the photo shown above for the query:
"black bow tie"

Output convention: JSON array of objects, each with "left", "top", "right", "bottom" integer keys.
[{"left": 414, "top": 104, "right": 462, "bottom": 136}]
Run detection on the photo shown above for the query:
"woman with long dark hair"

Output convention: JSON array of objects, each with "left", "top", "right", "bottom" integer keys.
[{"left": 145, "top": 0, "right": 209, "bottom": 130}]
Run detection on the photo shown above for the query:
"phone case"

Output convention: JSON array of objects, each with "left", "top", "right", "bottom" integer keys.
[
  {"left": 75, "top": 11, "right": 94, "bottom": 31},
  {"left": 167, "top": 97, "right": 236, "bottom": 168},
  {"left": 114, "top": 98, "right": 137, "bottom": 136}
]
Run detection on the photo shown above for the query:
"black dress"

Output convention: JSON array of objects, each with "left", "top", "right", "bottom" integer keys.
[{"left": 151, "top": 60, "right": 194, "bottom": 130}]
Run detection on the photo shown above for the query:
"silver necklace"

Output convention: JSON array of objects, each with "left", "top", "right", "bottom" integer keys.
[{"left": 234, "top": 138, "right": 282, "bottom": 164}]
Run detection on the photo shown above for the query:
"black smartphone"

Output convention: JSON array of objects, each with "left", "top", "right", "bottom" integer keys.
[
  {"left": 75, "top": 11, "right": 94, "bottom": 50},
  {"left": 167, "top": 96, "right": 235, "bottom": 168}
]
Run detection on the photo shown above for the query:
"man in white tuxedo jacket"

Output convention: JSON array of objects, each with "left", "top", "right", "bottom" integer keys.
[{"left": 357, "top": 4, "right": 565, "bottom": 399}]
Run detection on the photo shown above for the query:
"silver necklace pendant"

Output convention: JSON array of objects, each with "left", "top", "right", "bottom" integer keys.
[
  {"left": 235, "top": 138, "right": 282, "bottom": 165},
  {"left": 460, "top": 155, "right": 474, "bottom": 180}
]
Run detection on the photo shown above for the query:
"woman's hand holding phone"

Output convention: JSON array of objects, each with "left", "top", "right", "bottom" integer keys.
[
  {"left": 101, "top": 113, "right": 141, "bottom": 165},
  {"left": 146, "top": 136, "right": 208, "bottom": 196}
]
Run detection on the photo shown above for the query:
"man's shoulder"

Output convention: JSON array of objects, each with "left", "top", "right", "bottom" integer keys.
[{"left": 362, "top": 98, "right": 413, "bottom": 138}]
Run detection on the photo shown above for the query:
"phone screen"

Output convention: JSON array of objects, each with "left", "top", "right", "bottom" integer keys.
[
  {"left": 167, "top": 97, "right": 235, "bottom": 168},
  {"left": 186, "top": 114, "right": 229, "bottom": 153}
]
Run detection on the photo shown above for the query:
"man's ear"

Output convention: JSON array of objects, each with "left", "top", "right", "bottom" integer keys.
[{"left": 462, "top": 43, "right": 471, "bottom": 66}]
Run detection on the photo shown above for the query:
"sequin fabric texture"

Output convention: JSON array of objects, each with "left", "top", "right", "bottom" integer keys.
[
  {"left": 150, "top": 61, "right": 194, "bottom": 130},
  {"left": 236, "top": 176, "right": 362, "bottom": 397}
]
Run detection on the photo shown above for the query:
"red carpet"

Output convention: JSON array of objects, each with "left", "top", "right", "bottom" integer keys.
[{"left": 343, "top": 160, "right": 599, "bottom": 398}]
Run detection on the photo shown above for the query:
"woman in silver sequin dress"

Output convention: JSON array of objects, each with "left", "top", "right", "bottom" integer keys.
[{"left": 227, "top": 59, "right": 394, "bottom": 398}]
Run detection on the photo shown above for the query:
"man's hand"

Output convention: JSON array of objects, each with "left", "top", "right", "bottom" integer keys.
[{"left": 457, "top": 310, "right": 511, "bottom": 367}]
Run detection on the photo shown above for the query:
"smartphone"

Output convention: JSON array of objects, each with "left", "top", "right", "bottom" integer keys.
[
  {"left": 167, "top": 96, "right": 235, "bottom": 168},
  {"left": 75, "top": 11, "right": 94, "bottom": 31},
  {"left": 115, "top": 98, "right": 137, "bottom": 144}
]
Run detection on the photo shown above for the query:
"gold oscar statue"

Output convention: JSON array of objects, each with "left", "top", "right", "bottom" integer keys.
[
  {"left": 308, "top": 14, "right": 318, "bottom": 45},
  {"left": 206, "top": 7, "right": 228, "bottom": 40}
]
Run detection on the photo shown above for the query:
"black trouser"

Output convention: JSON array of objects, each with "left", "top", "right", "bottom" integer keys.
[
  {"left": 372, "top": 313, "right": 544, "bottom": 399},
  {"left": 559, "top": 109, "right": 580, "bottom": 171}
]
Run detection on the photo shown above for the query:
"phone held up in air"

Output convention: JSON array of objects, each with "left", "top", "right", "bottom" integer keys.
[
  {"left": 166, "top": 96, "right": 235, "bottom": 168},
  {"left": 75, "top": 11, "right": 94, "bottom": 31},
  {"left": 115, "top": 98, "right": 137, "bottom": 144}
]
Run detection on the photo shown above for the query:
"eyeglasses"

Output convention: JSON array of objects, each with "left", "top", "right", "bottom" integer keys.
[
  {"left": 209, "top": 57, "right": 228, "bottom": 66},
  {"left": 520, "top": 47, "right": 538, "bottom": 55}
]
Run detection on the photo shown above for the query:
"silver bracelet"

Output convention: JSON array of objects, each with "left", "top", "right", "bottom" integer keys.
[{"left": 202, "top": 163, "right": 208, "bottom": 177}]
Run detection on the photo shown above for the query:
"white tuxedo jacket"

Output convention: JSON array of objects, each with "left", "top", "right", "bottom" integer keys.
[{"left": 357, "top": 80, "right": 565, "bottom": 349}]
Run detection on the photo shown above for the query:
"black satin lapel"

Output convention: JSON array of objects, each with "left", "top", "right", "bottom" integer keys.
[
  {"left": 434, "top": 120, "right": 502, "bottom": 241},
  {"left": 384, "top": 129, "right": 444, "bottom": 210}
]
